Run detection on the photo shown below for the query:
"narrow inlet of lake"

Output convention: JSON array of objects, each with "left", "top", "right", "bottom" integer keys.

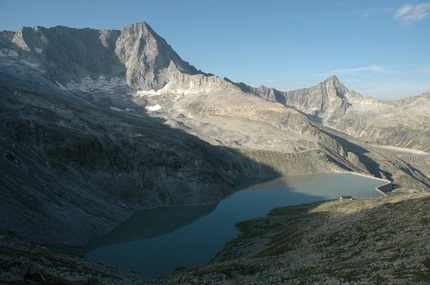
[{"left": 84, "top": 173, "right": 386, "bottom": 277}]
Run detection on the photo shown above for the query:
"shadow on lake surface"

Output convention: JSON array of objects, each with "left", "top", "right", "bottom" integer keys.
[
  {"left": 85, "top": 173, "right": 385, "bottom": 278},
  {"left": 84, "top": 202, "right": 219, "bottom": 253}
]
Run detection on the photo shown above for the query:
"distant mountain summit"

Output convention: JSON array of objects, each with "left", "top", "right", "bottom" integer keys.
[
  {"left": 243, "top": 75, "right": 361, "bottom": 122},
  {"left": 116, "top": 22, "right": 201, "bottom": 89},
  {"left": 0, "top": 22, "right": 202, "bottom": 89},
  {"left": 1, "top": 22, "right": 242, "bottom": 98},
  {"left": 241, "top": 76, "right": 430, "bottom": 152}
]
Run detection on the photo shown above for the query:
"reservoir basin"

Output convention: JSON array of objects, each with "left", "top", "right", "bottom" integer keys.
[{"left": 85, "top": 173, "right": 387, "bottom": 277}]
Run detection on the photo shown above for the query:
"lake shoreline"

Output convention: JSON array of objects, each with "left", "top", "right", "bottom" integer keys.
[
  {"left": 85, "top": 172, "right": 387, "bottom": 277},
  {"left": 164, "top": 192, "right": 430, "bottom": 284}
]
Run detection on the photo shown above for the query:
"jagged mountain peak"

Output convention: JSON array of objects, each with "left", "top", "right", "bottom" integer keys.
[
  {"left": 1, "top": 21, "right": 204, "bottom": 91},
  {"left": 322, "top": 75, "right": 340, "bottom": 84},
  {"left": 125, "top": 21, "right": 151, "bottom": 29},
  {"left": 318, "top": 75, "right": 349, "bottom": 94},
  {"left": 120, "top": 21, "right": 160, "bottom": 42}
]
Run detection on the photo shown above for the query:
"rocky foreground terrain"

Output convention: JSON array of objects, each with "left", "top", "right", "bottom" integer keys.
[
  {"left": 163, "top": 190, "right": 430, "bottom": 284},
  {"left": 1, "top": 190, "right": 430, "bottom": 284}
]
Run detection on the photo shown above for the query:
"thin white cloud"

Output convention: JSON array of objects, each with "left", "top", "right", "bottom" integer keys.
[
  {"left": 394, "top": 2, "right": 430, "bottom": 25},
  {"left": 318, "top": 65, "right": 384, "bottom": 77},
  {"left": 353, "top": 82, "right": 430, "bottom": 100},
  {"left": 355, "top": 7, "right": 393, "bottom": 19},
  {"left": 415, "top": 67, "right": 430, "bottom": 73}
]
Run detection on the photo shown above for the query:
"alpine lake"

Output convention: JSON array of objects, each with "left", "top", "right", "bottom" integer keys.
[{"left": 84, "top": 173, "right": 387, "bottom": 277}]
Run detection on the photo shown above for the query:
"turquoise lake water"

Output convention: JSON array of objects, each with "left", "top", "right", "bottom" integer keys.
[{"left": 85, "top": 173, "right": 386, "bottom": 277}]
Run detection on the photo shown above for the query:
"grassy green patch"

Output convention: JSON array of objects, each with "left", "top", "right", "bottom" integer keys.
[{"left": 420, "top": 217, "right": 430, "bottom": 225}]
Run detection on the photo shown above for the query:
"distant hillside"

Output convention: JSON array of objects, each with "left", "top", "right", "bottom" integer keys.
[{"left": 241, "top": 77, "right": 430, "bottom": 152}]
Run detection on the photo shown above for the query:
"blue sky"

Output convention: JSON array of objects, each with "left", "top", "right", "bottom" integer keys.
[{"left": 1, "top": 0, "right": 429, "bottom": 100}]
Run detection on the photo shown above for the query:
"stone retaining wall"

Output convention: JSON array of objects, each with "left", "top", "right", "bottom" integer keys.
[{"left": 397, "top": 154, "right": 430, "bottom": 163}]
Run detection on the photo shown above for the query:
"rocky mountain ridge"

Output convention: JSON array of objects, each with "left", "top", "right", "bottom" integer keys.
[
  {"left": 0, "top": 22, "right": 200, "bottom": 87},
  {"left": 3, "top": 22, "right": 428, "bottom": 155},
  {"left": 242, "top": 76, "right": 430, "bottom": 152}
]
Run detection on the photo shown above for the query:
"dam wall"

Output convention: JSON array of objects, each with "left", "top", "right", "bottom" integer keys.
[
  {"left": 376, "top": 181, "right": 393, "bottom": 195},
  {"left": 347, "top": 172, "right": 392, "bottom": 196}
]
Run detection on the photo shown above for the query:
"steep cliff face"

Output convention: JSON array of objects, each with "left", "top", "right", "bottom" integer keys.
[
  {"left": 0, "top": 22, "right": 239, "bottom": 105},
  {"left": 115, "top": 22, "right": 200, "bottom": 90},
  {"left": 2, "top": 26, "right": 124, "bottom": 83},
  {"left": 0, "top": 22, "right": 208, "bottom": 89}
]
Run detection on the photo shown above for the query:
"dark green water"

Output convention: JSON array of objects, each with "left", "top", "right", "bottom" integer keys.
[{"left": 85, "top": 173, "right": 386, "bottom": 277}]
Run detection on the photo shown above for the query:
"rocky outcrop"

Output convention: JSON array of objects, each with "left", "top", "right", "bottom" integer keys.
[
  {"left": 115, "top": 22, "right": 200, "bottom": 90},
  {"left": 246, "top": 76, "right": 353, "bottom": 122},
  {"left": 0, "top": 22, "right": 221, "bottom": 92},
  {"left": 1, "top": 26, "right": 124, "bottom": 83}
]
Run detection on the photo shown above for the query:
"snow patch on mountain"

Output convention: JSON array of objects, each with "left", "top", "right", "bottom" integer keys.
[
  {"left": 65, "top": 76, "right": 127, "bottom": 92},
  {"left": 56, "top": 81, "right": 68, "bottom": 91},
  {"left": 110, "top": 107, "right": 135, "bottom": 112},
  {"left": 0, "top": 49, "right": 19, "bottom": 57},
  {"left": 20, "top": 59, "right": 39, "bottom": 68},
  {"left": 176, "top": 64, "right": 186, "bottom": 72},
  {"left": 135, "top": 83, "right": 187, "bottom": 96},
  {"left": 146, "top": 104, "right": 161, "bottom": 111},
  {"left": 133, "top": 74, "right": 232, "bottom": 97},
  {"left": 34, "top": 48, "right": 43, "bottom": 54}
]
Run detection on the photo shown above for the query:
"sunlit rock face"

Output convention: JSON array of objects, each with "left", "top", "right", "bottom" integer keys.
[
  {"left": 245, "top": 76, "right": 430, "bottom": 152},
  {"left": 115, "top": 22, "right": 200, "bottom": 90}
]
